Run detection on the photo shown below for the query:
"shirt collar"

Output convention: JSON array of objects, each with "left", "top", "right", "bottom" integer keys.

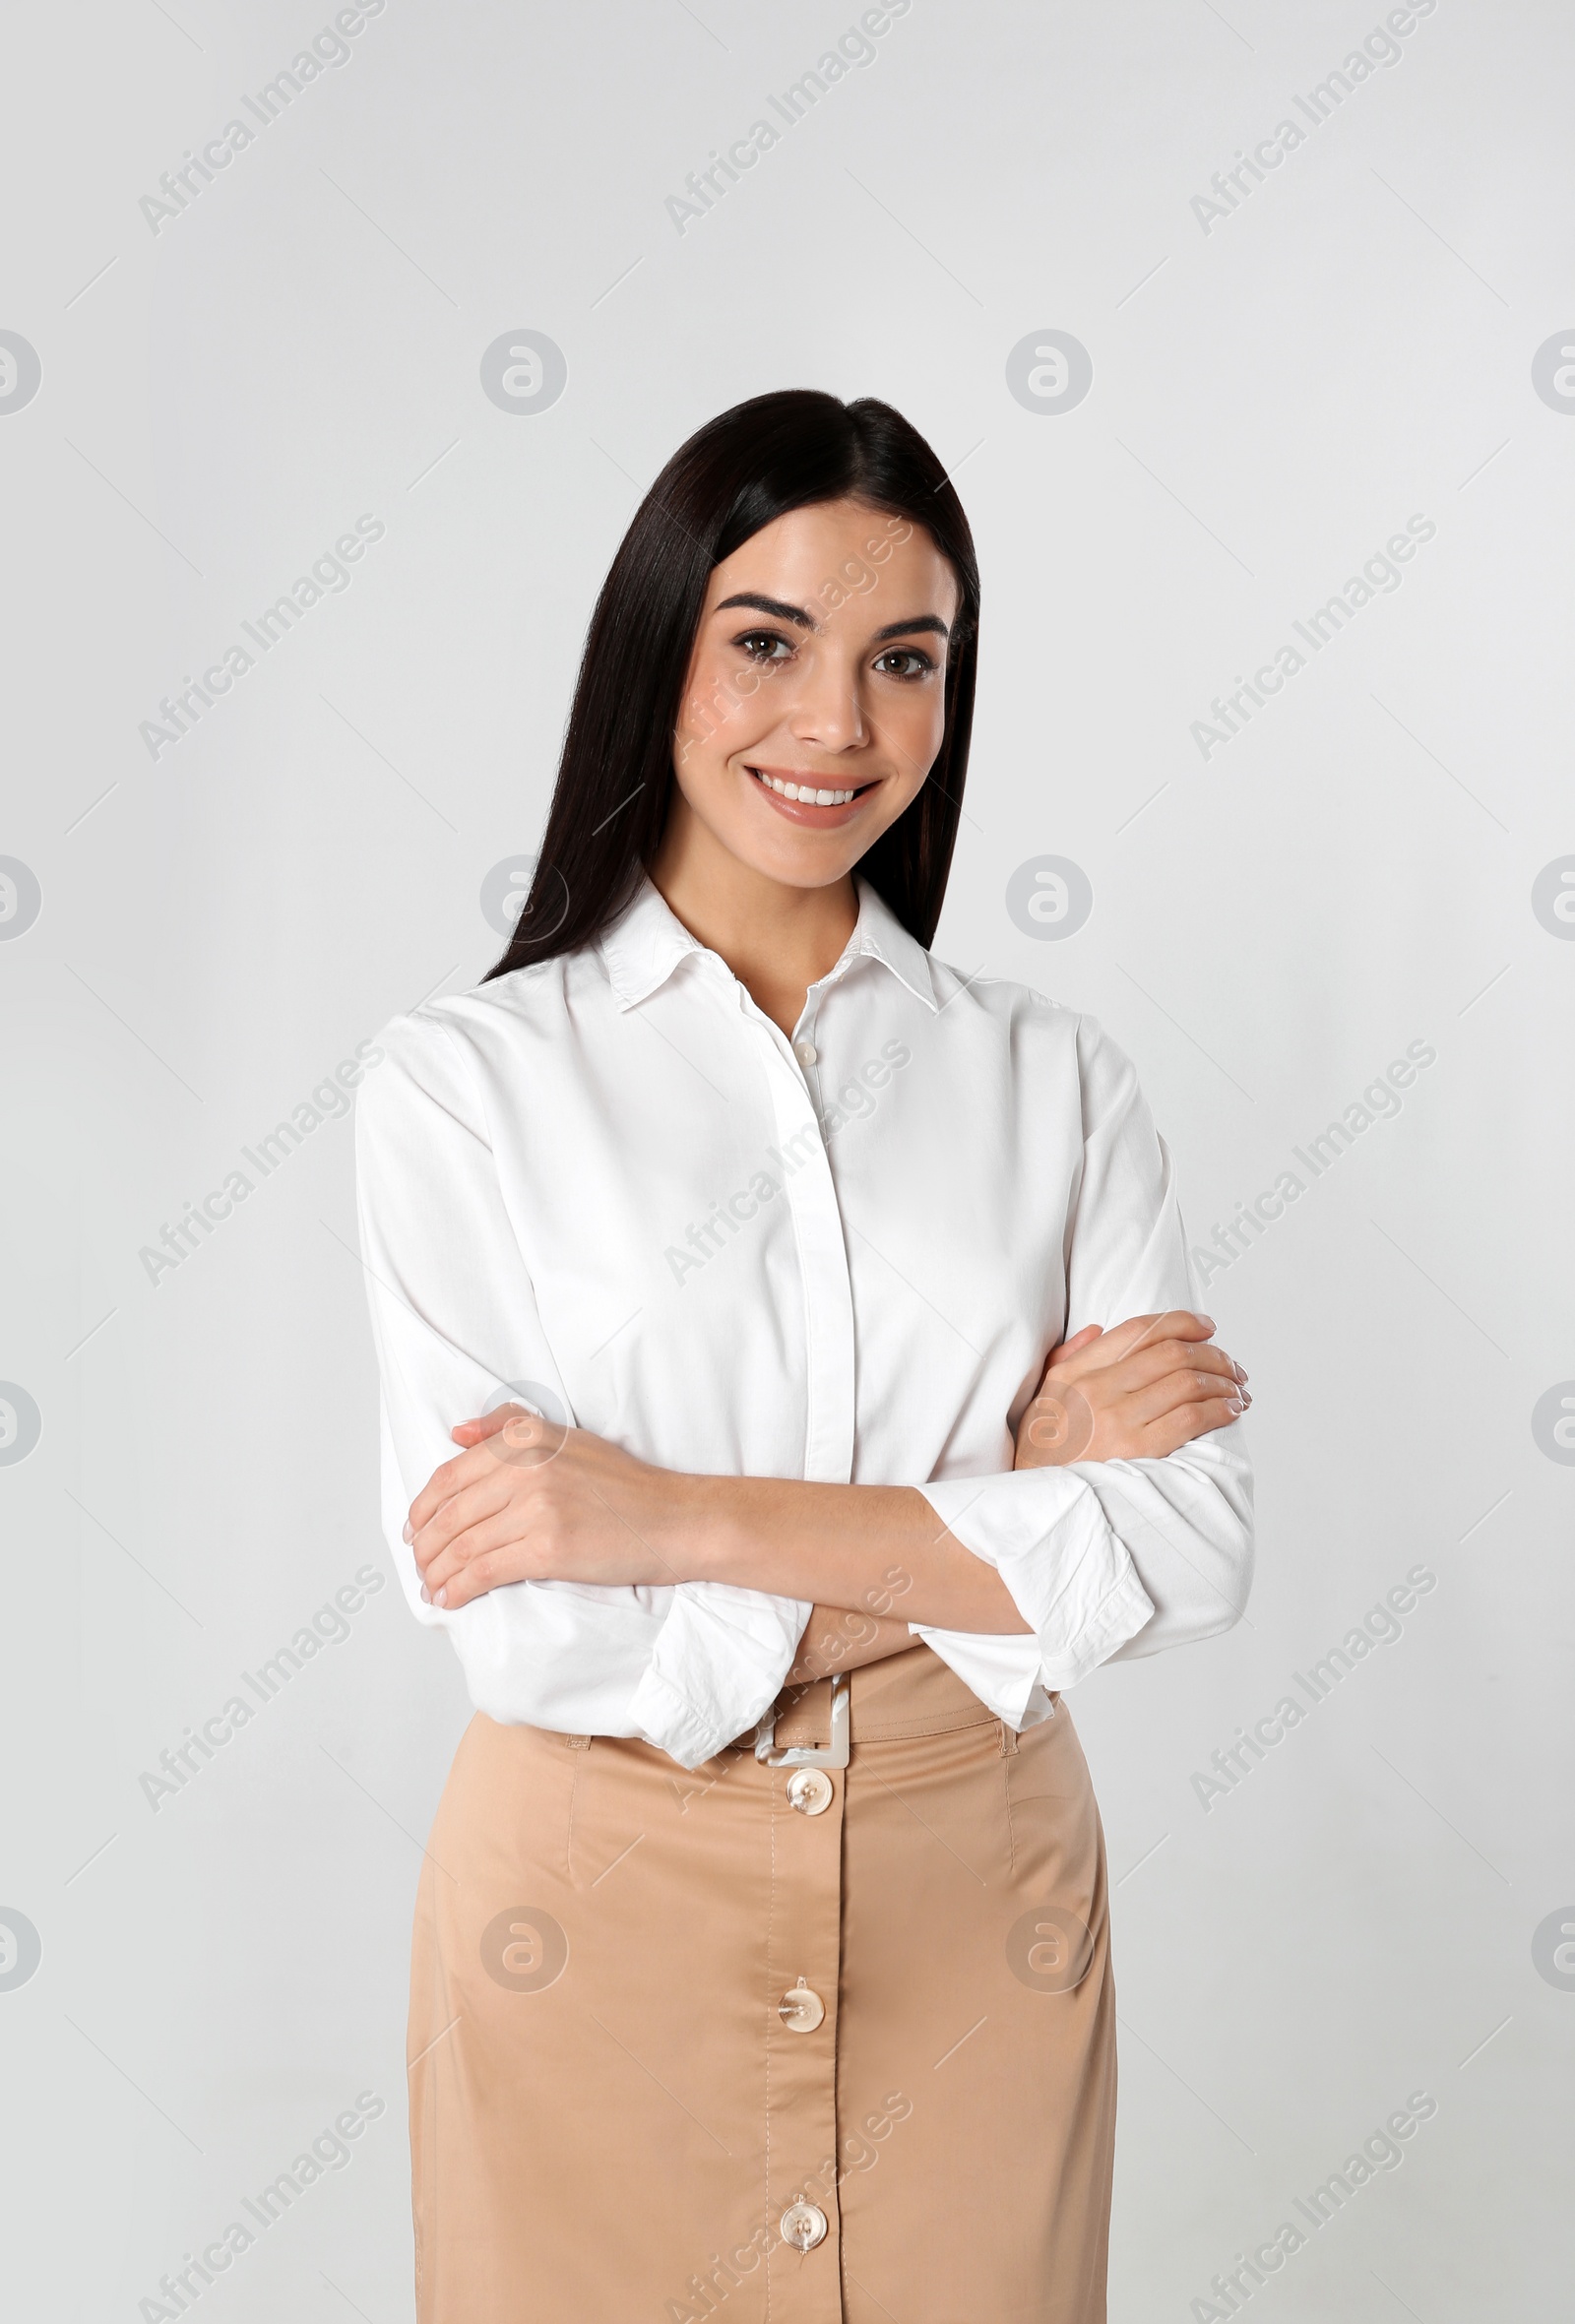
[
  {"left": 598, "top": 875, "right": 708, "bottom": 1010},
  {"left": 598, "top": 872, "right": 938, "bottom": 1014},
  {"left": 840, "top": 877, "right": 939, "bottom": 1011}
]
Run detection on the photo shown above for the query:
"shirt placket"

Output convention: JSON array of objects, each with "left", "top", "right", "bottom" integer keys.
[
  {"left": 754, "top": 986, "right": 855, "bottom": 1490},
  {"left": 743, "top": 985, "right": 855, "bottom": 2319}
]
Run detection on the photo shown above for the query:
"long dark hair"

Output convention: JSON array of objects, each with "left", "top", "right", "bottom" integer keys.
[{"left": 485, "top": 389, "right": 979, "bottom": 977}]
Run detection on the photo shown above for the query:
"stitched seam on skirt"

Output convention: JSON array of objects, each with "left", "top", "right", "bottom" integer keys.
[{"left": 564, "top": 1746, "right": 579, "bottom": 1883}]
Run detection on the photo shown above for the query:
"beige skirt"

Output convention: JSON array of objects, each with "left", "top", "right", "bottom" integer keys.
[{"left": 409, "top": 1644, "right": 1116, "bottom": 2321}]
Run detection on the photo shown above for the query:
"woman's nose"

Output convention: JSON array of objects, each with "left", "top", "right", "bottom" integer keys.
[{"left": 788, "top": 653, "right": 867, "bottom": 753}]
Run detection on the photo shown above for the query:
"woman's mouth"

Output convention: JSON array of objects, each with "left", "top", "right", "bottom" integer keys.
[{"left": 746, "top": 765, "right": 877, "bottom": 824}]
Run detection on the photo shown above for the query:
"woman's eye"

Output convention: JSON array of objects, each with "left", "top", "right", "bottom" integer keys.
[
  {"left": 874, "top": 647, "right": 936, "bottom": 680},
  {"left": 736, "top": 630, "right": 794, "bottom": 664}
]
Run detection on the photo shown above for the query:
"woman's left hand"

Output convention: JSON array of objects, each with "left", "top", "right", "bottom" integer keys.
[
  {"left": 406, "top": 1404, "right": 680, "bottom": 1608},
  {"left": 1012, "top": 1311, "right": 1247, "bottom": 1468}
]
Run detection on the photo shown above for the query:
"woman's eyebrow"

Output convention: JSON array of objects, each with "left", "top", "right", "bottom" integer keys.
[
  {"left": 871, "top": 613, "right": 950, "bottom": 642},
  {"left": 714, "top": 593, "right": 951, "bottom": 645},
  {"left": 715, "top": 591, "right": 819, "bottom": 630}
]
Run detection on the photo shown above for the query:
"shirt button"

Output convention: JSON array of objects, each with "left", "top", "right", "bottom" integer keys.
[
  {"left": 786, "top": 1768, "right": 833, "bottom": 1815},
  {"left": 778, "top": 1978, "right": 826, "bottom": 2033},
  {"left": 780, "top": 2200, "right": 829, "bottom": 2251},
  {"left": 793, "top": 1039, "right": 818, "bottom": 1066}
]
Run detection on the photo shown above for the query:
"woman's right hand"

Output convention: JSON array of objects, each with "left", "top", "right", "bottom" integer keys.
[{"left": 1013, "top": 1311, "right": 1248, "bottom": 1470}]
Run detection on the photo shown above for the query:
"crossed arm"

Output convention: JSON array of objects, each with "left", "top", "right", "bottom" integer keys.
[{"left": 404, "top": 1309, "right": 1250, "bottom": 1671}]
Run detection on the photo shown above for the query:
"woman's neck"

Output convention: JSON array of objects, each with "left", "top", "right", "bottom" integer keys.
[{"left": 650, "top": 805, "right": 857, "bottom": 1036}]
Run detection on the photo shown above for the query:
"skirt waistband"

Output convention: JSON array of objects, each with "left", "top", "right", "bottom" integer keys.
[{"left": 756, "top": 1641, "right": 1005, "bottom": 1749}]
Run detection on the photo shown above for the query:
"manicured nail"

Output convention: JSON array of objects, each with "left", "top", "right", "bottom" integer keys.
[
  {"left": 433, "top": 1587, "right": 448, "bottom": 1608},
  {"left": 419, "top": 1582, "right": 431, "bottom": 1603},
  {"left": 1228, "top": 1397, "right": 1243, "bottom": 1414},
  {"left": 403, "top": 1522, "right": 413, "bottom": 1544},
  {"left": 1198, "top": 1315, "right": 1216, "bottom": 1332},
  {"left": 1241, "top": 1391, "right": 1253, "bottom": 1407}
]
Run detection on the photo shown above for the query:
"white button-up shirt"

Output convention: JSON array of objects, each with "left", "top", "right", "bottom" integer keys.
[{"left": 355, "top": 875, "right": 1253, "bottom": 1769}]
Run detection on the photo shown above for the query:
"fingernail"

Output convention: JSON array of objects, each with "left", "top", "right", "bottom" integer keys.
[
  {"left": 403, "top": 1522, "right": 413, "bottom": 1544},
  {"left": 1241, "top": 1391, "right": 1253, "bottom": 1407},
  {"left": 419, "top": 1582, "right": 431, "bottom": 1603},
  {"left": 1198, "top": 1315, "right": 1217, "bottom": 1332},
  {"left": 1228, "top": 1398, "right": 1243, "bottom": 1414},
  {"left": 433, "top": 1587, "right": 448, "bottom": 1608}
]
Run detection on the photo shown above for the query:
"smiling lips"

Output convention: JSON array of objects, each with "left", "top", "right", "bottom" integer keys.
[{"left": 747, "top": 764, "right": 875, "bottom": 824}]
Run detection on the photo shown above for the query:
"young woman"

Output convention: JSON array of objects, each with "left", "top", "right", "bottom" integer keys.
[{"left": 355, "top": 390, "right": 1253, "bottom": 2324}]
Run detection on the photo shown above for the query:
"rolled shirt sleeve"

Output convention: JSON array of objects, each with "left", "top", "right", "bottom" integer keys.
[
  {"left": 910, "top": 1013, "right": 1254, "bottom": 1728},
  {"left": 355, "top": 1009, "right": 802, "bottom": 1767}
]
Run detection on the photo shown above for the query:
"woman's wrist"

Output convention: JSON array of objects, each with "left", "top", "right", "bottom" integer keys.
[
  {"left": 641, "top": 1466, "right": 1030, "bottom": 1637},
  {"left": 787, "top": 1605, "right": 916, "bottom": 1686},
  {"left": 652, "top": 1470, "right": 934, "bottom": 1605},
  {"left": 647, "top": 1468, "right": 849, "bottom": 1592},
  {"left": 644, "top": 1467, "right": 744, "bottom": 1588}
]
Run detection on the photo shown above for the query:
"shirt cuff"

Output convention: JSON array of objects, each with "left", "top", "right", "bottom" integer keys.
[
  {"left": 906, "top": 1624, "right": 1059, "bottom": 1732},
  {"left": 625, "top": 1582, "right": 807, "bottom": 1771},
  {"left": 917, "top": 1468, "right": 1157, "bottom": 1701}
]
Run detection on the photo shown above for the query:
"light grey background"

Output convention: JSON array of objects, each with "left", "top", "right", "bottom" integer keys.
[{"left": 2, "top": 2, "right": 1571, "bottom": 2316}]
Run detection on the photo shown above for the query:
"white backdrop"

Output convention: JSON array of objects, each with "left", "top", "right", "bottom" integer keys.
[{"left": 2, "top": 2, "right": 1571, "bottom": 2317}]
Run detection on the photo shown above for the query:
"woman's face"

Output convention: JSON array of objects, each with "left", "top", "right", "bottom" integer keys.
[{"left": 669, "top": 496, "right": 962, "bottom": 892}]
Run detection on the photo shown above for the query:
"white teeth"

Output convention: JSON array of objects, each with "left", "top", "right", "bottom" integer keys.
[{"left": 754, "top": 770, "right": 857, "bottom": 806}]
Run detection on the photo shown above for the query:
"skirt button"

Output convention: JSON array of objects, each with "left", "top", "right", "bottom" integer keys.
[
  {"left": 780, "top": 2200, "right": 829, "bottom": 2250},
  {"left": 786, "top": 1767, "right": 833, "bottom": 1815},
  {"left": 778, "top": 1977, "right": 826, "bottom": 2033}
]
